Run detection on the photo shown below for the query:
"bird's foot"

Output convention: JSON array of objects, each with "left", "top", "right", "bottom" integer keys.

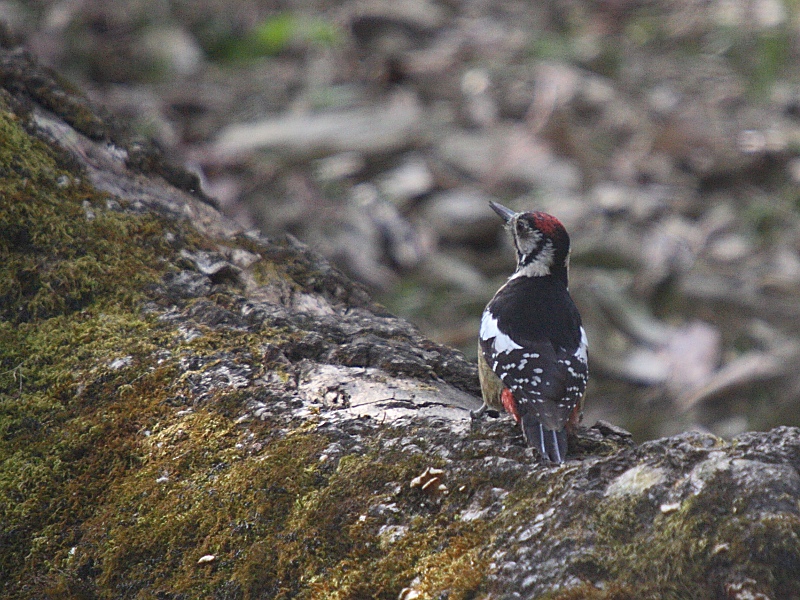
[
  {"left": 470, "top": 404, "right": 500, "bottom": 419},
  {"left": 470, "top": 404, "right": 488, "bottom": 420}
]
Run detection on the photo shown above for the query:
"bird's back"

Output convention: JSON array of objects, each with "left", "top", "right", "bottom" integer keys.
[{"left": 479, "top": 274, "right": 587, "bottom": 455}]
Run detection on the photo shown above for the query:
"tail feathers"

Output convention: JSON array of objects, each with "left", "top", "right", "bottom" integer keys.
[{"left": 521, "top": 414, "right": 567, "bottom": 463}]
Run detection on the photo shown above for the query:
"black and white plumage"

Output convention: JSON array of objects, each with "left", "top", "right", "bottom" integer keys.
[{"left": 475, "top": 201, "right": 588, "bottom": 463}]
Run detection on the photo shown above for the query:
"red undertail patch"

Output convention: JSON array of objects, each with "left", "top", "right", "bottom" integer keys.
[{"left": 501, "top": 388, "right": 521, "bottom": 423}]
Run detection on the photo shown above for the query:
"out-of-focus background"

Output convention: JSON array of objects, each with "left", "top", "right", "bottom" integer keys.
[{"left": 7, "top": 0, "right": 800, "bottom": 441}]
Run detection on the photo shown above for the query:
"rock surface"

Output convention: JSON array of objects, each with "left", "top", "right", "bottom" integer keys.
[{"left": 1, "top": 47, "right": 799, "bottom": 600}]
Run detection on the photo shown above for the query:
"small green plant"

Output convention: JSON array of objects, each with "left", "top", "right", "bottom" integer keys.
[{"left": 211, "top": 12, "right": 344, "bottom": 62}]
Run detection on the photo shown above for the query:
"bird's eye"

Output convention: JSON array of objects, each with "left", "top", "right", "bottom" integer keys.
[{"left": 516, "top": 220, "right": 529, "bottom": 234}]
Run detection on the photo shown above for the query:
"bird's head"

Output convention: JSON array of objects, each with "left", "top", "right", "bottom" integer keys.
[{"left": 490, "top": 201, "right": 571, "bottom": 280}]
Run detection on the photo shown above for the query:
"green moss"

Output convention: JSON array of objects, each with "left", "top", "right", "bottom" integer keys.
[
  {"left": 0, "top": 103, "right": 210, "bottom": 595},
  {"left": 0, "top": 312, "right": 171, "bottom": 571},
  {"left": 14, "top": 415, "right": 490, "bottom": 599},
  {"left": 268, "top": 450, "right": 489, "bottom": 600},
  {"left": 0, "top": 110, "right": 181, "bottom": 323},
  {"left": 0, "top": 305, "right": 307, "bottom": 597},
  {"left": 722, "top": 512, "right": 800, "bottom": 597},
  {"left": 537, "top": 462, "right": 800, "bottom": 600},
  {"left": 79, "top": 425, "right": 326, "bottom": 597},
  {"left": 565, "top": 486, "right": 717, "bottom": 597}
]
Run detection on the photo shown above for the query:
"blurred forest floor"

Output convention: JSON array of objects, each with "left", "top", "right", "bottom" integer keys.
[{"left": 7, "top": 0, "right": 800, "bottom": 440}]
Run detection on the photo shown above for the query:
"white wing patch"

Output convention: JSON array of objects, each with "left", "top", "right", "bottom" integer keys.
[
  {"left": 480, "top": 311, "right": 522, "bottom": 353},
  {"left": 575, "top": 326, "right": 588, "bottom": 363}
]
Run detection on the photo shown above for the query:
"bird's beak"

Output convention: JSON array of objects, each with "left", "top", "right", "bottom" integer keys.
[{"left": 489, "top": 201, "right": 517, "bottom": 223}]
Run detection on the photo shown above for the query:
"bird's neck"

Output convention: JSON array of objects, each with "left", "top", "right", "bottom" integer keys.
[{"left": 511, "top": 261, "right": 569, "bottom": 288}]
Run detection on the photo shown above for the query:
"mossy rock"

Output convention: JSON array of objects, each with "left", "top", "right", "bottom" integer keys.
[{"left": 1, "top": 46, "right": 799, "bottom": 600}]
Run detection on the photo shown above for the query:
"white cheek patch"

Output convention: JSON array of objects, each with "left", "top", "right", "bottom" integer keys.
[
  {"left": 510, "top": 240, "right": 554, "bottom": 279},
  {"left": 512, "top": 219, "right": 543, "bottom": 257},
  {"left": 480, "top": 311, "right": 522, "bottom": 353}
]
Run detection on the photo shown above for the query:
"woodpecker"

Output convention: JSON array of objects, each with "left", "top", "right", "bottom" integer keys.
[{"left": 475, "top": 201, "right": 588, "bottom": 463}]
